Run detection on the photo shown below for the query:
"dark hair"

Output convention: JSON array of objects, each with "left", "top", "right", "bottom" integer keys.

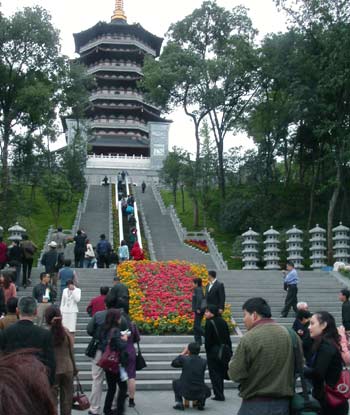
[
  {"left": 206, "top": 304, "right": 219, "bottom": 316},
  {"left": 66, "top": 279, "right": 74, "bottom": 286},
  {"left": 77, "top": 230, "right": 82, "bottom": 235},
  {"left": 22, "top": 234, "right": 29, "bottom": 240},
  {"left": 18, "top": 297, "right": 37, "bottom": 316},
  {"left": 40, "top": 272, "right": 49, "bottom": 281},
  {"left": 121, "top": 240, "right": 127, "bottom": 246},
  {"left": 102, "top": 309, "right": 121, "bottom": 335},
  {"left": 287, "top": 260, "right": 294, "bottom": 267},
  {"left": 85, "top": 239, "right": 90, "bottom": 245},
  {"left": 6, "top": 297, "right": 18, "bottom": 313},
  {"left": 296, "top": 310, "right": 312, "bottom": 320},
  {"left": 242, "top": 297, "right": 272, "bottom": 318},
  {"left": 193, "top": 278, "right": 202, "bottom": 287},
  {"left": 0, "top": 273, "right": 12, "bottom": 289},
  {"left": 45, "top": 306, "right": 66, "bottom": 346},
  {"left": 341, "top": 289, "right": 350, "bottom": 300},
  {"left": 100, "top": 286, "right": 109, "bottom": 295},
  {"left": 0, "top": 351, "right": 57, "bottom": 415},
  {"left": 100, "top": 234, "right": 106, "bottom": 239},
  {"left": 188, "top": 342, "right": 201, "bottom": 355},
  {"left": 313, "top": 311, "right": 341, "bottom": 348},
  {"left": 64, "top": 259, "right": 72, "bottom": 267},
  {"left": 208, "top": 270, "right": 216, "bottom": 279},
  {"left": 57, "top": 227, "right": 63, "bottom": 232}
]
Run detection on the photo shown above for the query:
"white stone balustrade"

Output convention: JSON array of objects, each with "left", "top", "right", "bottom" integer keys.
[
  {"left": 309, "top": 224, "right": 327, "bottom": 269},
  {"left": 333, "top": 222, "right": 350, "bottom": 263},
  {"left": 263, "top": 226, "right": 281, "bottom": 270},
  {"left": 242, "top": 228, "right": 259, "bottom": 270},
  {"left": 87, "top": 154, "right": 151, "bottom": 170},
  {"left": 286, "top": 225, "right": 304, "bottom": 268}
]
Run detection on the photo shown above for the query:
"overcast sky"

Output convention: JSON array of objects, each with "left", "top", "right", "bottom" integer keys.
[{"left": 1, "top": 0, "right": 287, "bottom": 154}]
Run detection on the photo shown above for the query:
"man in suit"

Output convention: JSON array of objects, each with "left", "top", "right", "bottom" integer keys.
[
  {"left": 171, "top": 342, "right": 211, "bottom": 411},
  {"left": 0, "top": 296, "right": 56, "bottom": 385},
  {"left": 205, "top": 270, "right": 226, "bottom": 314}
]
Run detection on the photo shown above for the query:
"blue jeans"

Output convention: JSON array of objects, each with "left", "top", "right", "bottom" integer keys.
[{"left": 238, "top": 399, "right": 290, "bottom": 415}]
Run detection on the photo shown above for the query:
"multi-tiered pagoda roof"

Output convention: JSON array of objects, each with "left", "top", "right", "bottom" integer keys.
[{"left": 73, "top": 0, "right": 167, "bottom": 156}]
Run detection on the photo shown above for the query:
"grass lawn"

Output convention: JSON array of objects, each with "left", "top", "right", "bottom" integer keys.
[
  {"left": 160, "top": 189, "right": 242, "bottom": 269},
  {"left": 6, "top": 186, "right": 82, "bottom": 258}
]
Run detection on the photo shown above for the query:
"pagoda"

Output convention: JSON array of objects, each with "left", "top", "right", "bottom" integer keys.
[{"left": 67, "top": 0, "right": 170, "bottom": 167}]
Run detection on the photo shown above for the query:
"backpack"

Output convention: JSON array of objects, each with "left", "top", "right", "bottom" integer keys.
[{"left": 97, "top": 240, "right": 110, "bottom": 256}]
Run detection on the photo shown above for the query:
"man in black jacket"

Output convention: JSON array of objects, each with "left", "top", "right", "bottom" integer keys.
[
  {"left": 41, "top": 241, "right": 61, "bottom": 287},
  {"left": 205, "top": 270, "right": 226, "bottom": 314},
  {"left": 0, "top": 296, "right": 56, "bottom": 385},
  {"left": 33, "top": 272, "right": 57, "bottom": 327},
  {"left": 171, "top": 342, "right": 211, "bottom": 410},
  {"left": 107, "top": 277, "right": 130, "bottom": 313},
  {"left": 339, "top": 288, "right": 350, "bottom": 330}
]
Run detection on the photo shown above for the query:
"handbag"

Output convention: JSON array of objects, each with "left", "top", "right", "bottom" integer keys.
[
  {"left": 325, "top": 366, "right": 350, "bottom": 407},
  {"left": 72, "top": 376, "right": 90, "bottom": 411},
  {"left": 210, "top": 320, "right": 233, "bottom": 365},
  {"left": 135, "top": 341, "right": 147, "bottom": 371},
  {"left": 85, "top": 337, "right": 99, "bottom": 358},
  {"left": 286, "top": 328, "right": 321, "bottom": 415},
  {"left": 97, "top": 331, "right": 120, "bottom": 374}
]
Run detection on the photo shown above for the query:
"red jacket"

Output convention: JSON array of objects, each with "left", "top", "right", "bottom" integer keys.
[
  {"left": 0, "top": 242, "right": 8, "bottom": 264},
  {"left": 86, "top": 295, "right": 106, "bottom": 316}
]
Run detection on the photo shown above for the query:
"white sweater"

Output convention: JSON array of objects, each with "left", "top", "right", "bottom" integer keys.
[{"left": 60, "top": 287, "right": 81, "bottom": 313}]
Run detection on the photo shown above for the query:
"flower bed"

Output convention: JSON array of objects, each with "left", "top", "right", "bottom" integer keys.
[
  {"left": 184, "top": 239, "right": 209, "bottom": 253},
  {"left": 117, "top": 260, "right": 233, "bottom": 334}
]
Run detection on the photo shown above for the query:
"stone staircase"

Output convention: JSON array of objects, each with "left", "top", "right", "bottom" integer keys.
[
  {"left": 134, "top": 186, "right": 216, "bottom": 269},
  {"left": 22, "top": 268, "right": 347, "bottom": 391}
]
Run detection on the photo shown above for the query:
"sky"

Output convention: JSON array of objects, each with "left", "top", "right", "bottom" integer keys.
[{"left": 1, "top": 0, "right": 288, "bottom": 154}]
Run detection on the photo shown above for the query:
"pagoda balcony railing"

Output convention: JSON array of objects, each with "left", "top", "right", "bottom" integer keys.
[
  {"left": 89, "top": 93, "right": 160, "bottom": 111},
  {"left": 87, "top": 63, "right": 143, "bottom": 76},
  {"left": 90, "top": 120, "right": 149, "bottom": 133},
  {"left": 80, "top": 37, "right": 156, "bottom": 57},
  {"left": 87, "top": 153, "right": 151, "bottom": 170}
]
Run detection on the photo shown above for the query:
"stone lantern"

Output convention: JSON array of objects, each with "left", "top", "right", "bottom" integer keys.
[
  {"left": 309, "top": 224, "right": 327, "bottom": 269},
  {"left": 286, "top": 225, "right": 304, "bottom": 269},
  {"left": 332, "top": 222, "right": 350, "bottom": 264},
  {"left": 242, "top": 227, "right": 259, "bottom": 270},
  {"left": 263, "top": 226, "right": 281, "bottom": 270},
  {"left": 8, "top": 222, "right": 26, "bottom": 241}
]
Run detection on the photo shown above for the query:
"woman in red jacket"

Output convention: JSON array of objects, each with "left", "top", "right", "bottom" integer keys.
[{"left": 130, "top": 242, "right": 144, "bottom": 261}]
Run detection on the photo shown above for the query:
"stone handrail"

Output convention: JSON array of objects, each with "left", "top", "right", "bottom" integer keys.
[
  {"left": 151, "top": 184, "right": 167, "bottom": 215},
  {"left": 88, "top": 154, "right": 149, "bottom": 160},
  {"left": 108, "top": 185, "right": 114, "bottom": 249},
  {"left": 168, "top": 205, "right": 187, "bottom": 242},
  {"left": 133, "top": 202, "right": 143, "bottom": 250},
  {"left": 118, "top": 200, "right": 124, "bottom": 243},
  {"left": 37, "top": 225, "right": 54, "bottom": 267},
  {"left": 137, "top": 198, "right": 156, "bottom": 261},
  {"left": 203, "top": 228, "right": 228, "bottom": 271}
]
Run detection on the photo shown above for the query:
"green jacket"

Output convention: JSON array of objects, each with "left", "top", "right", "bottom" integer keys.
[{"left": 228, "top": 319, "right": 296, "bottom": 400}]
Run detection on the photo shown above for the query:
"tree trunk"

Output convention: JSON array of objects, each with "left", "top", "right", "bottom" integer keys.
[
  {"left": 327, "top": 165, "right": 341, "bottom": 264},
  {"left": 180, "top": 185, "right": 185, "bottom": 213},
  {"left": 217, "top": 140, "right": 226, "bottom": 200},
  {"left": 172, "top": 185, "right": 177, "bottom": 205},
  {"left": 193, "top": 198, "right": 199, "bottom": 229},
  {"left": 1, "top": 125, "right": 11, "bottom": 225}
]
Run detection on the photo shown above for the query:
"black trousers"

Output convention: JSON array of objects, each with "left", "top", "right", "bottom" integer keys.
[
  {"left": 98, "top": 254, "right": 110, "bottom": 268},
  {"left": 22, "top": 258, "right": 33, "bottom": 286},
  {"left": 207, "top": 358, "right": 225, "bottom": 400},
  {"left": 193, "top": 312, "right": 204, "bottom": 345},
  {"left": 172, "top": 379, "right": 208, "bottom": 405},
  {"left": 104, "top": 371, "right": 127, "bottom": 415},
  {"left": 281, "top": 285, "right": 298, "bottom": 317}
]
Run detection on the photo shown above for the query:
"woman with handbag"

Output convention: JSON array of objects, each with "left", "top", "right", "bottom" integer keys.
[
  {"left": 45, "top": 305, "right": 78, "bottom": 415},
  {"left": 98, "top": 308, "right": 128, "bottom": 415},
  {"left": 305, "top": 311, "right": 349, "bottom": 415},
  {"left": 192, "top": 278, "right": 204, "bottom": 346},
  {"left": 123, "top": 315, "right": 141, "bottom": 408},
  {"left": 204, "top": 304, "right": 232, "bottom": 402},
  {"left": 84, "top": 239, "right": 96, "bottom": 268}
]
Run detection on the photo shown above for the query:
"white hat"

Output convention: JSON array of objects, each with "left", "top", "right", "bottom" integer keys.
[{"left": 48, "top": 241, "right": 57, "bottom": 248}]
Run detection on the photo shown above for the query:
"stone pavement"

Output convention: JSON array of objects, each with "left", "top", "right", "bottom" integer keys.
[{"left": 72, "top": 390, "right": 242, "bottom": 415}]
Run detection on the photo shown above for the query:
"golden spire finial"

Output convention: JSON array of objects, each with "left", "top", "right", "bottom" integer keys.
[{"left": 112, "top": 0, "right": 127, "bottom": 21}]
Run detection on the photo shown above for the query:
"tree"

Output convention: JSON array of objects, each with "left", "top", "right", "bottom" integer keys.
[
  {"left": 41, "top": 174, "right": 72, "bottom": 227},
  {"left": 160, "top": 147, "right": 187, "bottom": 205}
]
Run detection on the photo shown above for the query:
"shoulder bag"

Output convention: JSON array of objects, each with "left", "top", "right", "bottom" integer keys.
[
  {"left": 85, "top": 337, "right": 99, "bottom": 358},
  {"left": 135, "top": 341, "right": 147, "bottom": 371},
  {"left": 97, "top": 330, "right": 120, "bottom": 374},
  {"left": 324, "top": 362, "right": 350, "bottom": 407},
  {"left": 286, "top": 328, "right": 321, "bottom": 415}
]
